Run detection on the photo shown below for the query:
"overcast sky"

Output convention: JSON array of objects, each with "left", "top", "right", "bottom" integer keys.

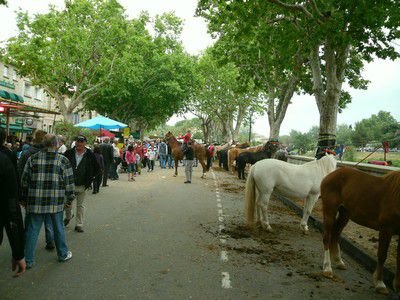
[{"left": 1, "top": 0, "right": 399, "bottom": 136}]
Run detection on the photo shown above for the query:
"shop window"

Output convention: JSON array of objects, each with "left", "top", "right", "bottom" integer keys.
[
  {"left": 34, "top": 87, "right": 42, "bottom": 100},
  {"left": 24, "top": 82, "right": 32, "bottom": 98},
  {"left": 12, "top": 69, "right": 17, "bottom": 81}
]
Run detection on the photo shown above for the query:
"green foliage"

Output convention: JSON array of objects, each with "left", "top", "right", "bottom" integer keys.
[
  {"left": 283, "top": 111, "right": 399, "bottom": 151},
  {"left": 147, "top": 118, "right": 204, "bottom": 141},
  {"left": 343, "top": 146, "right": 356, "bottom": 162},
  {"left": 288, "top": 130, "right": 314, "bottom": 153},
  {"left": 336, "top": 124, "right": 354, "bottom": 145},
  {"left": 187, "top": 49, "right": 264, "bottom": 142},
  {"left": 3, "top": 0, "right": 128, "bottom": 120},
  {"left": 352, "top": 111, "right": 399, "bottom": 147},
  {"left": 54, "top": 122, "right": 96, "bottom": 146},
  {"left": 197, "top": 0, "right": 400, "bottom": 143},
  {"left": 85, "top": 13, "right": 195, "bottom": 130}
]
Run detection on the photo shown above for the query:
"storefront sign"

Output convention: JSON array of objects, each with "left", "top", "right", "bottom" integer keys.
[{"left": 123, "top": 127, "right": 130, "bottom": 138}]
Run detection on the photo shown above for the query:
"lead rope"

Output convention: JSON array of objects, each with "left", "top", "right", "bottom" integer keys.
[{"left": 354, "top": 145, "right": 382, "bottom": 167}]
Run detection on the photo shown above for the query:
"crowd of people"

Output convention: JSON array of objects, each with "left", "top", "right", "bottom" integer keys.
[{"left": 0, "top": 128, "right": 196, "bottom": 277}]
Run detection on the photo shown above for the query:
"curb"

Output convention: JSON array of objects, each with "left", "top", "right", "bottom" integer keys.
[{"left": 274, "top": 193, "right": 396, "bottom": 288}]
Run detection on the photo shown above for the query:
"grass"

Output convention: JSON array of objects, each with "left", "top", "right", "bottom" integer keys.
[
  {"left": 351, "top": 151, "right": 400, "bottom": 167},
  {"left": 303, "top": 150, "right": 400, "bottom": 167}
]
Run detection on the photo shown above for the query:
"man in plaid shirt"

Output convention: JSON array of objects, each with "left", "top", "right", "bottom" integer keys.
[{"left": 21, "top": 134, "right": 75, "bottom": 268}]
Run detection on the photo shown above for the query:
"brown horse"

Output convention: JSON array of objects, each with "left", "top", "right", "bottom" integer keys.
[
  {"left": 321, "top": 167, "right": 400, "bottom": 295},
  {"left": 165, "top": 132, "right": 212, "bottom": 178}
]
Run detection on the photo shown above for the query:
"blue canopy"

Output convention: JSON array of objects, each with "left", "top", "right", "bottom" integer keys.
[{"left": 74, "top": 115, "right": 127, "bottom": 130}]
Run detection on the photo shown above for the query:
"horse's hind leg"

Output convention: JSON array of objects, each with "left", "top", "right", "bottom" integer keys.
[
  {"left": 257, "top": 192, "right": 272, "bottom": 232},
  {"left": 173, "top": 159, "right": 178, "bottom": 177},
  {"left": 300, "top": 194, "right": 319, "bottom": 234},
  {"left": 322, "top": 196, "right": 339, "bottom": 278},
  {"left": 330, "top": 206, "right": 349, "bottom": 270},
  {"left": 199, "top": 159, "right": 206, "bottom": 179},
  {"left": 373, "top": 230, "right": 392, "bottom": 295}
]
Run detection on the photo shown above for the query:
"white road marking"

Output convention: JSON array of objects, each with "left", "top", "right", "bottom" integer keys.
[
  {"left": 212, "top": 169, "right": 232, "bottom": 290},
  {"left": 221, "top": 272, "right": 232, "bottom": 289},
  {"left": 220, "top": 250, "right": 228, "bottom": 262}
]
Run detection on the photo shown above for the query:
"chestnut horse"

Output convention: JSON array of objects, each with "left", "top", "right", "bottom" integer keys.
[
  {"left": 228, "top": 145, "right": 263, "bottom": 173},
  {"left": 165, "top": 132, "right": 212, "bottom": 178},
  {"left": 321, "top": 167, "right": 400, "bottom": 295}
]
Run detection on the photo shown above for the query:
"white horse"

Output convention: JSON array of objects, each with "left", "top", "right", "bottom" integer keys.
[{"left": 245, "top": 155, "right": 337, "bottom": 234}]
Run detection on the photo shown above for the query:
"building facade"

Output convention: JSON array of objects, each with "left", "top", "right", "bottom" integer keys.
[{"left": 0, "top": 61, "right": 92, "bottom": 137}]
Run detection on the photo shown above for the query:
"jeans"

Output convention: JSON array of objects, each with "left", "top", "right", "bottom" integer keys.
[
  {"left": 25, "top": 211, "right": 69, "bottom": 266},
  {"left": 167, "top": 154, "right": 174, "bottom": 168},
  {"left": 127, "top": 163, "right": 136, "bottom": 173},
  {"left": 44, "top": 215, "right": 54, "bottom": 245},
  {"left": 159, "top": 154, "right": 167, "bottom": 168}
]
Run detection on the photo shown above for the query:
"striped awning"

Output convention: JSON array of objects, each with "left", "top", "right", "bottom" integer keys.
[{"left": 0, "top": 90, "right": 24, "bottom": 102}]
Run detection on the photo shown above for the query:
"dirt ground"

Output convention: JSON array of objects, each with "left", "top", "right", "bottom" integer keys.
[
  {"left": 306, "top": 200, "right": 397, "bottom": 272},
  {"left": 208, "top": 167, "right": 392, "bottom": 298},
  {"left": 212, "top": 163, "right": 397, "bottom": 273}
]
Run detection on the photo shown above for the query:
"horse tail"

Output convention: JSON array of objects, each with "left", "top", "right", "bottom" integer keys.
[{"left": 245, "top": 165, "right": 257, "bottom": 225}]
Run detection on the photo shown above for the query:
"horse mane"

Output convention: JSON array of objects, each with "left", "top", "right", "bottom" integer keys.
[{"left": 383, "top": 171, "right": 400, "bottom": 200}]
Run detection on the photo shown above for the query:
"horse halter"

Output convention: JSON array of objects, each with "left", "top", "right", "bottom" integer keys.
[{"left": 324, "top": 149, "right": 337, "bottom": 156}]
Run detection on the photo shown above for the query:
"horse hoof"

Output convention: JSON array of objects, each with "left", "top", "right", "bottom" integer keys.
[
  {"left": 173, "top": 174, "right": 177, "bottom": 177},
  {"left": 302, "top": 228, "right": 309, "bottom": 235},
  {"left": 375, "top": 286, "right": 389, "bottom": 295},
  {"left": 336, "top": 261, "right": 347, "bottom": 270},
  {"left": 323, "top": 270, "right": 333, "bottom": 279},
  {"left": 264, "top": 225, "right": 272, "bottom": 232}
]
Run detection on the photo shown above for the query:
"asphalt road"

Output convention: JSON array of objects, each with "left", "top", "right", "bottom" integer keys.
[{"left": 0, "top": 165, "right": 394, "bottom": 299}]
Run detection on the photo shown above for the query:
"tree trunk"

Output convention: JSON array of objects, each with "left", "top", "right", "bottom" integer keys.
[
  {"left": 201, "top": 118, "right": 210, "bottom": 144},
  {"left": 233, "top": 105, "right": 246, "bottom": 142},
  {"left": 221, "top": 120, "right": 232, "bottom": 143},
  {"left": 269, "top": 122, "right": 281, "bottom": 140},
  {"left": 266, "top": 75, "right": 298, "bottom": 142},
  {"left": 316, "top": 94, "right": 339, "bottom": 157},
  {"left": 310, "top": 42, "right": 350, "bottom": 158},
  {"left": 62, "top": 112, "right": 74, "bottom": 123}
]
